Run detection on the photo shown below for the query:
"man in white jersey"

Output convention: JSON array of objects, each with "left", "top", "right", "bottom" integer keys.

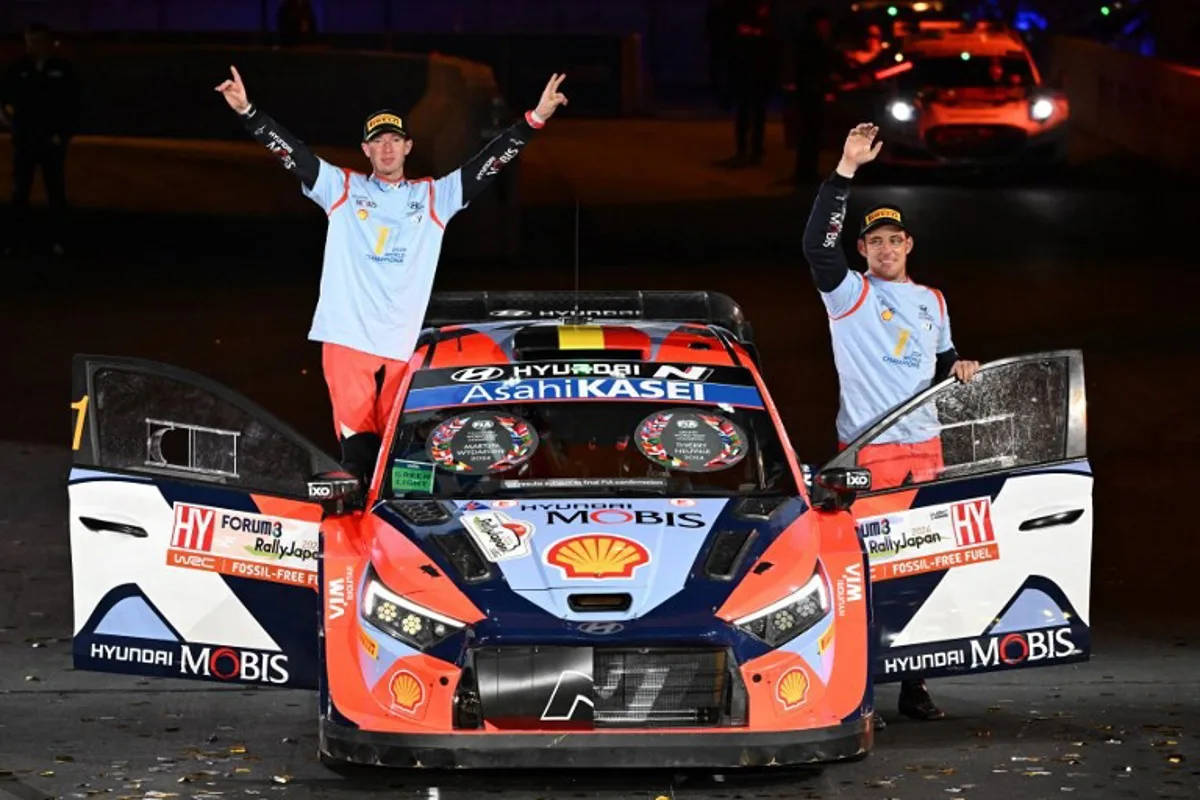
[
  {"left": 215, "top": 66, "right": 568, "bottom": 481},
  {"left": 802, "top": 122, "right": 980, "bottom": 725}
]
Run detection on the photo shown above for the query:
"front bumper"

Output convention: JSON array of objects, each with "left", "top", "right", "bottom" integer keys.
[
  {"left": 879, "top": 122, "right": 1068, "bottom": 168},
  {"left": 319, "top": 714, "right": 872, "bottom": 769}
]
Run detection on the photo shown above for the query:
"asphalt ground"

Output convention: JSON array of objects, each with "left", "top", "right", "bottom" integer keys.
[{"left": 1, "top": 119, "right": 1198, "bottom": 799}]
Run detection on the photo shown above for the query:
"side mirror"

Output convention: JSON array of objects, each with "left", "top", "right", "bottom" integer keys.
[
  {"left": 811, "top": 467, "right": 872, "bottom": 511},
  {"left": 307, "top": 470, "right": 365, "bottom": 517}
]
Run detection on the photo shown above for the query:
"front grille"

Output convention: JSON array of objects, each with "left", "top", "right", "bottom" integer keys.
[
  {"left": 467, "top": 646, "right": 746, "bottom": 730},
  {"left": 594, "top": 648, "right": 739, "bottom": 728},
  {"left": 927, "top": 125, "right": 1026, "bottom": 159}
]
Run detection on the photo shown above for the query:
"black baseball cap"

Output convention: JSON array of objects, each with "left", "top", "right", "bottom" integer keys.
[
  {"left": 362, "top": 109, "right": 409, "bottom": 142},
  {"left": 859, "top": 204, "right": 911, "bottom": 238}
]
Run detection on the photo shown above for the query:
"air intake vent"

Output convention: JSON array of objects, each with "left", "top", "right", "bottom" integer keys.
[
  {"left": 430, "top": 533, "right": 492, "bottom": 583},
  {"left": 734, "top": 496, "right": 789, "bottom": 520},
  {"left": 704, "top": 529, "right": 756, "bottom": 579},
  {"left": 394, "top": 501, "right": 451, "bottom": 527},
  {"left": 568, "top": 593, "right": 632, "bottom": 613}
]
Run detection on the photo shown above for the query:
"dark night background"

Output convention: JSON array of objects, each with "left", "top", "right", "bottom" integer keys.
[{"left": 0, "top": 1, "right": 1198, "bottom": 798}]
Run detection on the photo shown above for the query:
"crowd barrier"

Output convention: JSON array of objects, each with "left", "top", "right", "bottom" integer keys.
[
  {"left": 0, "top": 41, "right": 523, "bottom": 258},
  {"left": 1051, "top": 35, "right": 1200, "bottom": 175}
]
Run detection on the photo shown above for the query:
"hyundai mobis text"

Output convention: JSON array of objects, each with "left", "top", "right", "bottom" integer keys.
[{"left": 67, "top": 291, "right": 1094, "bottom": 769}]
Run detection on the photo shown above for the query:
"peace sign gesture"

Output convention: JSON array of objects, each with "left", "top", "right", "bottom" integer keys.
[
  {"left": 214, "top": 65, "right": 251, "bottom": 114},
  {"left": 533, "top": 73, "right": 569, "bottom": 121}
]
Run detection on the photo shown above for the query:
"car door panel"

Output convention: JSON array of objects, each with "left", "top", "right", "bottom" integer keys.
[
  {"left": 818, "top": 351, "right": 1093, "bottom": 683},
  {"left": 68, "top": 355, "right": 340, "bottom": 689}
]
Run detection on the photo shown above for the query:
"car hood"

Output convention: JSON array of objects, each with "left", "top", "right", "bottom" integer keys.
[
  {"left": 929, "top": 85, "right": 1028, "bottom": 107},
  {"left": 450, "top": 498, "right": 729, "bottom": 592},
  {"left": 376, "top": 496, "right": 794, "bottom": 622}
]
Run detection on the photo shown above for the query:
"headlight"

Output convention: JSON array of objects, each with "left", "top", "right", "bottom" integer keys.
[
  {"left": 1030, "top": 97, "right": 1054, "bottom": 121},
  {"left": 361, "top": 567, "right": 466, "bottom": 650},
  {"left": 733, "top": 570, "right": 830, "bottom": 648},
  {"left": 889, "top": 100, "right": 916, "bottom": 122}
]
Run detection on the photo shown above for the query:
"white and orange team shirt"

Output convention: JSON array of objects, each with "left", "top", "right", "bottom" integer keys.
[
  {"left": 302, "top": 160, "right": 466, "bottom": 362},
  {"left": 820, "top": 269, "right": 953, "bottom": 446}
]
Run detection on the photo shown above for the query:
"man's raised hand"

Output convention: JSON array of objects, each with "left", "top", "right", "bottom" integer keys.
[
  {"left": 534, "top": 73, "right": 569, "bottom": 121},
  {"left": 836, "top": 123, "right": 883, "bottom": 177},
  {"left": 215, "top": 65, "right": 251, "bottom": 114}
]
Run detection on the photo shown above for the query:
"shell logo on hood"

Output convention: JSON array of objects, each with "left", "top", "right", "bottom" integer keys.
[
  {"left": 546, "top": 534, "right": 651, "bottom": 579},
  {"left": 776, "top": 667, "right": 810, "bottom": 710}
]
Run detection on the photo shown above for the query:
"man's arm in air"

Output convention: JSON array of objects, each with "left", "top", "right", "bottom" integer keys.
[
  {"left": 802, "top": 125, "right": 882, "bottom": 318},
  {"left": 238, "top": 104, "right": 321, "bottom": 190},
  {"left": 215, "top": 65, "right": 345, "bottom": 210},
  {"left": 429, "top": 73, "right": 570, "bottom": 225}
]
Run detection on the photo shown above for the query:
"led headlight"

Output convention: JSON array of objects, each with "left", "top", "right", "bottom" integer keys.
[
  {"left": 889, "top": 100, "right": 916, "bottom": 122},
  {"left": 361, "top": 567, "right": 465, "bottom": 650},
  {"left": 733, "top": 570, "right": 830, "bottom": 648},
  {"left": 1030, "top": 97, "right": 1054, "bottom": 121}
]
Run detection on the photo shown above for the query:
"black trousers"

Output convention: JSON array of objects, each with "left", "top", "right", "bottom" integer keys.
[
  {"left": 11, "top": 136, "right": 68, "bottom": 243},
  {"left": 731, "top": 72, "right": 770, "bottom": 158}
]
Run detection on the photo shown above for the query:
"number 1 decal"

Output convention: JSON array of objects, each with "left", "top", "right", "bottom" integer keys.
[
  {"left": 892, "top": 328, "right": 911, "bottom": 357},
  {"left": 71, "top": 394, "right": 89, "bottom": 451},
  {"left": 374, "top": 226, "right": 391, "bottom": 256}
]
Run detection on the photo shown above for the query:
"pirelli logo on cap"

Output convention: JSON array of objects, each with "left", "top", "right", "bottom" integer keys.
[
  {"left": 367, "top": 113, "right": 404, "bottom": 132},
  {"left": 865, "top": 208, "right": 902, "bottom": 226}
]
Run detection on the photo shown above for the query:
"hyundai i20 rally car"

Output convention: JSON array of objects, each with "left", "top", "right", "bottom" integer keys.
[{"left": 67, "top": 291, "right": 1094, "bottom": 769}]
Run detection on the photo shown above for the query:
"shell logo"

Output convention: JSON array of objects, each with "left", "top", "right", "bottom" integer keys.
[
  {"left": 388, "top": 670, "right": 425, "bottom": 715},
  {"left": 881, "top": 308, "right": 894, "bottom": 321},
  {"left": 776, "top": 667, "right": 810, "bottom": 711},
  {"left": 546, "top": 534, "right": 650, "bottom": 579}
]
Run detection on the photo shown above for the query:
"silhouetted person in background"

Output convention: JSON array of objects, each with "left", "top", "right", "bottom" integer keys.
[
  {"left": 723, "top": 0, "right": 776, "bottom": 166},
  {"left": 1, "top": 22, "right": 78, "bottom": 256},
  {"left": 704, "top": 0, "right": 735, "bottom": 111},
  {"left": 791, "top": 9, "right": 844, "bottom": 183},
  {"left": 278, "top": 0, "right": 318, "bottom": 47}
]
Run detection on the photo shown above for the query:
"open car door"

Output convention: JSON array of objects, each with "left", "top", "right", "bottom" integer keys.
[
  {"left": 68, "top": 355, "right": 341, "bottom": 688},
  {"left": 817, "top": 351, "right": 1092, "bottom": 682}
]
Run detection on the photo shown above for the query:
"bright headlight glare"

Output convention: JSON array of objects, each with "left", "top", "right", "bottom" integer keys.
[
  {"left": 733, "top": 571, "right": 830, "bottom": 647},
  {"left": 1031, "top": 97, "right": 1054, "bottom": 121},
  {"left": 889, "top": 100, "right": 915, "bottom": 122},
  {"left": 361, "top": 571, "right": 465, "bottom": 649}
]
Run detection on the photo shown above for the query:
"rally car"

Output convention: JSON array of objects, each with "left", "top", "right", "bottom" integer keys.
[
  {"left": 66, "top": 291, "right": 1094, "bottom": 769},
  {"left": 860, "top": 24, "right": 1069, "bottom": 168}
]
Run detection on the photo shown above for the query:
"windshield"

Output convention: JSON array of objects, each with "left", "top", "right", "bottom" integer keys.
[
  {"left": 382, "top": 362, "right": 798, "bottom": 500},
  {"left": 900, "top": 55, "right": 1034, "bottom": 90}
]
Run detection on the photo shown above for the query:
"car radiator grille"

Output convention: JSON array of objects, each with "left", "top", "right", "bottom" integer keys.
[
  {"left": 927, "top": 124, "right": 1026, "bottom": 159},
  {"left": 467, "top": 646, "right": 747, "bottom": 730},
  {"left": 593, "top": 648, "right": 735, "bottom": 728}
]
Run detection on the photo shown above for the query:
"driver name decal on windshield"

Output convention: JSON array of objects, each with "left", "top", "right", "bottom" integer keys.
[
  {"left": 427, "top": 411, "right": 538, "bottom": 473},
  {"left": 402, "top": 378, "right": 764, "bottom": 412},
  {"left": 636, "top": 409, "right": 748, "bottom": 473},
  {"left": 857, "top": 497, "right": 999, "bottom": 581}
]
